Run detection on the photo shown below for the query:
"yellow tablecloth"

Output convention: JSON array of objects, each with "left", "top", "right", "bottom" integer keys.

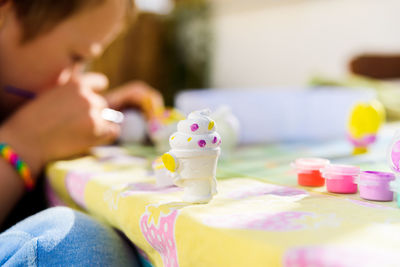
[{"left": 46, "top": 145, "right": 400, "bottom": 267}]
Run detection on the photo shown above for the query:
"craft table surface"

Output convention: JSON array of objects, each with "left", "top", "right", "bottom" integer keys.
[{"left": 45, "top": 125, "right": 400, "bottom": 267}]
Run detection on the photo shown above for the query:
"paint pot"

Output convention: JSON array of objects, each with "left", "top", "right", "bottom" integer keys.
[
  {"left": 390, "top": 178, "right": 400, "bottom": 207},
  {"left": 292, "top": 158, "right": 330, "bottom": 187},
  {"left": 321, "top": 164, "right": 360, "bottom": 194},
  {"left": 356, "top": 171, "right": 395, "bottom": 201}
]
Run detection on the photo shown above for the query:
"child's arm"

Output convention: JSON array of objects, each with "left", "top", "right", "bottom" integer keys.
[
  {"left": 0, "top": 73, "right": 120, "bottom": 224},
  {"left": 0, "top": 120, "right": 45, "bottom": 225},
  {"left": 0, "top": 152, "right": 27, "bottom": 224}
]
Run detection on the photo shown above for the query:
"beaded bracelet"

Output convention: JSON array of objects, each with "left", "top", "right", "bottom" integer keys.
[{"left": 0, "top": 143, "right": 34, "bottom": 191}]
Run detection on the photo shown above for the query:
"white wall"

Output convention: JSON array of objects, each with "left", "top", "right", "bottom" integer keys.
[{"left": 210, "top": 0, "right": 400, "bottom": 88}]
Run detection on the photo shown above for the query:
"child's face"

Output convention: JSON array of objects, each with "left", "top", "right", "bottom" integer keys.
[{"left": 0, "top": 0, "right": 125, "bottom": 93}]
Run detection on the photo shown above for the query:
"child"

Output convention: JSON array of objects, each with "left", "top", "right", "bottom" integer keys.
[{"left": 0, "top": 0, "right": 163, "bottom": 265}]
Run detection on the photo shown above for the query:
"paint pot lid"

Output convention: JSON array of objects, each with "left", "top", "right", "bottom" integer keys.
[
  {"left": 292, "top": 158, "right": 330, "bottom": 172},
  {"left": 388, "top": 132, "right": 400, "bottom": 173},
  {"left": 321, "top": 164, "right": 360, "bottom": 177},
  {"left": 360, "top": 171, "right": 395, "bottom": 182}
]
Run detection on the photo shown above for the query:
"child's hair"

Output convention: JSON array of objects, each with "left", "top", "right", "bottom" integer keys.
[{"left": 8, "top": 0, "right": 134, "bottom": 43}]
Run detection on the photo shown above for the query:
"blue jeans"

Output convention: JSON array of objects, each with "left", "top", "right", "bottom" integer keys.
[{"left": 0, "top": 207, "right": 140, "bottom": 266}]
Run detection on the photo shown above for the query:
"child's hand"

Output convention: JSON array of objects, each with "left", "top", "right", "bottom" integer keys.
[
  {"left": 0, "top": 72, "right": 120, "bottom": 175},
  {"left": 105, "top": 81, "right": 165, "bottom": 119}
]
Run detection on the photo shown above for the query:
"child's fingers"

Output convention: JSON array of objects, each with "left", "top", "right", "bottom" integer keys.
[
  {"left": 143, "top": 92, "right": 165, "bottom": 119},
  {"left": 81, "top": 73, "right": 109, "bottom": 92},
  {"left": 95, "top": 120, "right": 121, "bottom": 145},
  {"left": 105, "top": 81, "right": 165, "bottom": 118},
  {"left": 67, "top": 69, "right": 109, "bottom": 92}
]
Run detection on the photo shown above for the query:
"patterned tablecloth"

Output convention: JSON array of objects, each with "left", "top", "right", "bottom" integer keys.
[{"left": 46, "top": 129, "right": 400, "bottom": 267}]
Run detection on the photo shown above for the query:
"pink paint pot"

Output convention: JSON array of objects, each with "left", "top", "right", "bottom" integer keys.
[
  {"left": 291, "top": 158, "right": 330, "bottom": 187},
  {"left": 321, "top": 164, "right": 360, "bottom": 194},
  {"left": 356, "top": 171, "right": 395, "bottom": 201}
]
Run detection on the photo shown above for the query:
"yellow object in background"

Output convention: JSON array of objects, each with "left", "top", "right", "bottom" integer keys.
[
  {"left": 160, "top": 108, "right": 185, "bottom": 124},
  {"left": 348, "top": 100, "right": 385, "bottom": 138},
  {"left": 347, "top": 100, "right": 385, "bottom": 155}
]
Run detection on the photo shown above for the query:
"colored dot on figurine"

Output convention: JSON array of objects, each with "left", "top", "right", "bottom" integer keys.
[
  {"left": 218, "top": 140, "right": 221, "bottom": 145},
  {"left": 212, "top": 136, "right": 217, "bottom": 144},
  {"left": 171, "top": 136, "right": 175, "bottom": 140},
  {"left": 198, "top": 140, "right": 206, "bottom": 147},
  {"left": 208, "top": 121, "right": 215, "bottom": 130},
  {"left": 161, "top": 153, "right": 177, "bottom": 172},
  {"left": 191, "top": 123, "right": 199, "bottom": 132},
  {"left": 187, "top": 137, "right": 192, "bottom": 142}
]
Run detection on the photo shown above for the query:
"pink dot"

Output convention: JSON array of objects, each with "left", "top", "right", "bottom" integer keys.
[
  {"left": 191, "top": 123, "right": 199, "bottom": 132},
  {"left": 218, "top": 140, "right": 222, "bottom": 145},
  {"left": 212, "top": 136, "right": 217, "bottom": 144},
  {"left": 198, "top": 140, "right": 206, "bottom": 147}
]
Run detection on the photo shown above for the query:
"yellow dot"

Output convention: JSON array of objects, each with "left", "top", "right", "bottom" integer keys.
[
  {"left": 208, "top": 120, "right": 215, "bottom": 130},
  {"left": 171, "top": 136, "right": 175, "bottom": 140},
  {"left": 187, "top": 137, "right": 192, "bottom": 142},
  {"left": 162, "top": 153, "right": 177, "bottom": 172}
]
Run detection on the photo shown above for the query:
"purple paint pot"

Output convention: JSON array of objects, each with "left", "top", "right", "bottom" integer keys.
[{"left": 356, "top": 171, "right": 395, "bottom": 201}]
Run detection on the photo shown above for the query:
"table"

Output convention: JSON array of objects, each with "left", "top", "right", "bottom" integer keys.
[{"left": 46, "top": 127, "right": 400, "bottom": 267}]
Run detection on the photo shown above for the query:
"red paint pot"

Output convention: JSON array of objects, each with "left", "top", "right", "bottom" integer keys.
[{"left": 292, "top": 158, "right": 330, "bottom": 187}]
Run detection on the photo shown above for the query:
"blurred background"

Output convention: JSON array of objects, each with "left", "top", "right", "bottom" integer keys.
[
  {"left": 91, "top": 0, "right": 400, "bottom": 143},
  {"left": 91, "top": 0, "right": 212, "bottom": 106}
]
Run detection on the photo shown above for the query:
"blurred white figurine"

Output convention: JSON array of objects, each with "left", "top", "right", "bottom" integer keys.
[
  {"left": 162, "top": 109, "right": 221, "bottom": 203},
  {"left": 148, "top": 108, "right": 185, "bottom": 153},
  {"left": 210, "top": 106, "right": 240, "bottom": 157},
  {"left": 119, "top": 109, "right": 147, "bottom": 144}
]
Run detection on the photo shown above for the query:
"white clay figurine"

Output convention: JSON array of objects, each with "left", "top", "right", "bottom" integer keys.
[{"left": 162, "top": 109, "right": 221, "bottom": 203}]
